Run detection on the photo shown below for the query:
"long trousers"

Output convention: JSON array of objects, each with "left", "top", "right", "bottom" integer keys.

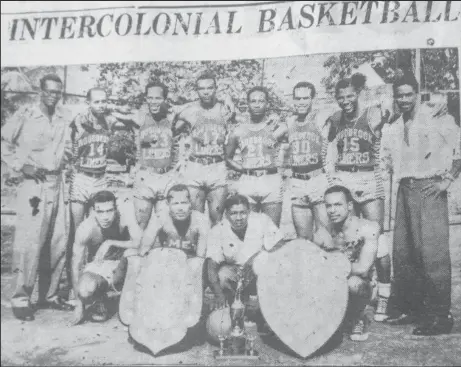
[
  {"left": 392, "top": 176, "right": 451, "bottom": 318},
  {"left": 10, "top": 173, "right": 69, "bottom": 308}
]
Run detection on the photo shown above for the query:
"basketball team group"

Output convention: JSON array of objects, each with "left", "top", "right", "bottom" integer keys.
[{"left": 2, "top": 67, "right": 459, "bottom": 357}]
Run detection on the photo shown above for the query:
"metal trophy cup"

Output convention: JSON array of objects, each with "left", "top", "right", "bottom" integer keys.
[{"left": 214, "top": 267, "right": 259, "bottom": 360}]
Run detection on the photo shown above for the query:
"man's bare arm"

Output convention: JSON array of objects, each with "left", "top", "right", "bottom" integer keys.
[
  {"left": 138, "top": 214, "right": 162, "bottom": 256},
  {"left": 225, "top": 130, "right": 243, "bottom": 172},
  {"left": 196, "top": 218, "right": 210, "bottom": 258},
  {"left": 207, "top": 258, "right": 226, "bottom": 308},
  {"left": 71, "top": 226, "right": 91, "bottom": 300},
  {"left": 350, "top": 222, "right": 379, "bottom": 278}
]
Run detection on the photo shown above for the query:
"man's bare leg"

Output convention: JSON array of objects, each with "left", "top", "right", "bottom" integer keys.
[
  {"left": 208, "top": 186, "right": 228, "bottom": 226},
  {"left": 133, "top": 197, "right": 154, "bottom": 230},
  {"left": 261, "top": 202, "right": 283, "bottom": 227},
  {"left": 291, "top": 205, "right": 315, "bottom": 240},
  {"left": 313, "top": 202, "right": 329, "bottom": 230},
  {"left": 360, "top": 199, "right": 391, "bottom": 321},
  {"left": 188, "top": 186, "right": 206, "bottom": 213}
]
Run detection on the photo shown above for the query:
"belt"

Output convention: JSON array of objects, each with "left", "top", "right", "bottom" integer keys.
[
  {"left": 140, "top": 166, "right": 172, "bottom": 174},
  {"left": 242, "top": 168, "right": 278, "bottom": 177},
  {"left": 189, "top": 156, "right": 223, "bottom": 165},
  {"left": 79, "top": 170, "right": 105, "bottom": 178},
  {"left": 336, "top": 165, "right": 375, "bottom": 173},
  {"left": 401, "top": 175, "right": 442, "bottom": 184},
  {"left": 292, "top": 172, "right": 315, "bottom": 181}
]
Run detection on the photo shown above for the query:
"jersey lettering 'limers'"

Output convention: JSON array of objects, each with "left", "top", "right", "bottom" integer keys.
[
  {"left": 137, "top": 114, "right": 175, "bottom": 170},
  {"left": 182, "top": 102, "right": 228, "bottom": 158},
  {"left": 287, "top": 113, "right": 323, "bottom": 171},
  {"left": 238, "top": 121, "right": 281, "bottom": 170},
  {"left": 335, "top": 107, "right": 380, "bottom": 168},
  {"left": 76, "top": 129, "right": 111, "bottom": 173}
]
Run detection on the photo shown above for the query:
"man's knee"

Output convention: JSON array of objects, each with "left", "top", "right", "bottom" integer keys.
[
  {"left": 78, "top": 274, "right": 102, "bottom": 302},
  {"left": 377, "top": 234, "right": 389, "bottom": 259},
  {"left": 348, "top": 276, "right": 371, "bottom": 298}
]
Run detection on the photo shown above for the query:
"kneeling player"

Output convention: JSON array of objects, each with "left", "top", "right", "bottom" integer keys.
[
  {"left": 129, "top": 184, "right": 210, "bottom": 355},
  {"left": 206, "top": 194, "right": 285, "bottom": 314},
  {"left": 71, "top": 191, "right": 142, "bottom": 325},
  {"left": 314, "top": 186, "right": 380, "bottom": 341}
]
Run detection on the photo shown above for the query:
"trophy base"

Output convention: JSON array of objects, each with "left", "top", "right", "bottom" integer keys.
[{"left": 213, "top": 349, "right": 260, "bottom": 360}]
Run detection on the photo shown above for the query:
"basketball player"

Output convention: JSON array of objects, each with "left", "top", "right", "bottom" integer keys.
[
  {"left": 174, "top": 71, "right": 234, "bottom": 225},
  {"left": 225, "top": 86, "right": 285, "bottom": 226},
  {"left": 275, "top": 81, "right": 330, "bottom": 239},
  {"left": 132, "top": 81, "right": 180, "bottom": 230},
  {"left": 69, "top": 88, "right": 121, "bottom": 231},
  {"left": 314, "top": 185, "right": 380, "bottom": 341},
  {"left": 138, "top": 184, "right": 210, "bottom": 257},
  {"left": 326, "top": 76, "right": 391, "bottom": 322},
  {"left": 71, "top": 190, "right": 142, "bottom": 325}
]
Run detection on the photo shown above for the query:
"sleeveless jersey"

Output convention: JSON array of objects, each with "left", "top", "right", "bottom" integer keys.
[
  {"left": 75, "top": 127, "right": 111, "bottom": 174},
  {"left": 335, "top": 107, "right": 380, "bottom": 169},
  {"left": 182, "top": 102, "right": 228, "bottom": 158},
  {"left": 157, "top": 211, "right": 203, "bottom": 257},
  {"left": 238, "top": 120, "right": 280, "bottom": 170},
  {"left": 137, "top": 113, "right": 175, "bottom": 170},
  {"left": 287, "top": 113, "right": 323, "bottom": 171}
]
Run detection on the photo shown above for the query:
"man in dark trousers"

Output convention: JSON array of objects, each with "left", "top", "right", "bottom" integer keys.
[{"left": 383, "top": 72, "right": 460, "bottom": 336}]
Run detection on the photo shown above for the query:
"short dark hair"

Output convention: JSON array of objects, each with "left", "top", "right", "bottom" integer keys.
[
  {"left": 40, "top": 74, "right": 63, "bottom": 90},
  {"left": 196, "top": 71, "right": 217, "bottom": 87},
  {"left": 324, "top": 185, "right": 354, "bottom": 203},
  {"left": 351, "top": 73, "right": 367, "bottom": 90},
  {"left": 293, "top": 81, "right": 316, "bottom": 99},
  {"left": 335, "top": 78, "right": 355, "bottom": 95},
  {"left": 392, "top": 72, "right": 419, "bottom": 94},
  {"left": 92, "top": 190, "right": 117, "bottom": 208},
  {"left": 86, "top": 87, "right": 107, "bottom": 101},
  {"left": 166, "top": 184, "right": 191, "bottom": 202},
  {"left": 224, "top": 194, "right": 250, "bottom": 212},
  {"left": 247, "top": 86, "right": 269, "bottom": 102},
  {"left": 145, "top": 81, "right": 169, "bottom": 99}
]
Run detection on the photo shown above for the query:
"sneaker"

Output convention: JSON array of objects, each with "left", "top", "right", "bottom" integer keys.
[
  {"left": 374, "top": 296, "right": 389, "bottom": 322},
  {"left": 90, "top": 300, "right": 109, "bottom": 322},
  {"left": 350, "top": 318, "right": 369, "bottom": 342}
]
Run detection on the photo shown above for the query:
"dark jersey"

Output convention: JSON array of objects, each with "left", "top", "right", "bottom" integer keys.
[
  {"left": 71, "top": 110, "right": 114, "bottom": 174},
  {"left": 287, "top": 112, "right": 323, "bottom": 171},
  {"left": 333, "top": 107, "right": 380, "bottom": 169}
]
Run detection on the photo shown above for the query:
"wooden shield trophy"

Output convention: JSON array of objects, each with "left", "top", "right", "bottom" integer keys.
[{"left": 253, "top": 239, "right": 350, "bottom": 359}]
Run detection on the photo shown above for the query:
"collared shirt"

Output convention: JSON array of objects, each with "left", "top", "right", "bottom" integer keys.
[
  {"left": 206, "top": 212, "right": 283, "bottom": 266},
  {"left": 1, "top": 103, "right": 72, "bottom": 172},
  {"left": 381, "top": 103, "right": 460, "bottom": 181}
]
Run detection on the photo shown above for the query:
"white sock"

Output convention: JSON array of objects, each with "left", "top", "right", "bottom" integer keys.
[{"left": 377, "top": 283, "right": 391, "bottom": 298}]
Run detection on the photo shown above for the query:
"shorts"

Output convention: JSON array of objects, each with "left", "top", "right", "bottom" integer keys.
[
  {"left": 84, "top": 259, "right": 126, "bottom": 292},
  {"left": 290, "top": 170, "right": 329, "bottom": 207},
  {"left": 183, "top": 161, "right": 227, "bottom": 192},
  {"left": 133, "top": 169, "right": 179, "bottom": 201},
  {"left": 234, "top": 173, "right": 283, "bottom": 205},
  {"left": 70, "top": 171, "right": 108, "bottom": 204},
  {"left": 329, "top": 170, "right": 384, "bottom": 204}
]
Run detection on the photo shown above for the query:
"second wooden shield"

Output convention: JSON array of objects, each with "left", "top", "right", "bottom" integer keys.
[{"left": 254, "top": 239, "right": 350, "bottom": 359}]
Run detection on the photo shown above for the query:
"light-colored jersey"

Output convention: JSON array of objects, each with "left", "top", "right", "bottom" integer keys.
[
  {"left": 136, "top": 112, "right": 176, "bottom": 170},
  {"left": 178, "top": 101, "right": 230, "bottom": 158},
  {"left": 287, "top": 112, "right": 324, "bottom": 171},
  {"left": 235, "top": 116, "right": 283, "bottom": 170}
]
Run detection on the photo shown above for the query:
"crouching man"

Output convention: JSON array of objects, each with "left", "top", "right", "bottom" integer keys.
[
  {"left": 206, "top": 194, "right": 286, "bottom": 330},
  {"left": 314, "top": 185, "right": 380, "bottom": 342},
  {"left": 71, "top": 190, "right": 142, "bottom": 325}
]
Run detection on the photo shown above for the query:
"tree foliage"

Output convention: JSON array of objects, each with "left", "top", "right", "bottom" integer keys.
[{"left": 421, "top": 48, "right": 459, "bottom": 91}]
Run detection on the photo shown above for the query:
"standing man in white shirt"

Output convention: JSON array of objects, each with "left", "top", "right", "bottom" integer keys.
[{"left": 383, "top": 72, "right": 460, "bottom": 336}]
